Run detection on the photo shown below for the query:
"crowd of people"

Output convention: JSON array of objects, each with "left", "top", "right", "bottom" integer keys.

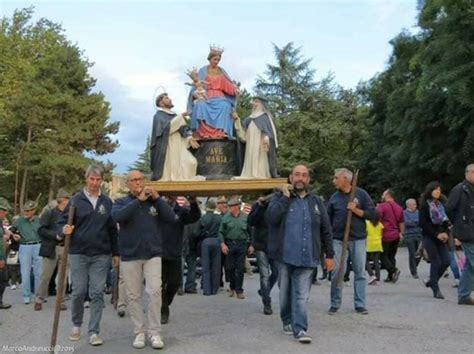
[{"left": 0, "top": 163, "right": 473, "bottom": 349}]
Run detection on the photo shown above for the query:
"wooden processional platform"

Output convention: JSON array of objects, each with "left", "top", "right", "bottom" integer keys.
[{"left": 145, "top": 178, "right": 287, "bottom": 196}]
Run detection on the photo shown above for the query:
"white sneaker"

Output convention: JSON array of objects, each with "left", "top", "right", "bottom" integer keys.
[
  {"left": 10, "top": 284, "right": 16, "bottom": 290},
  {"left": 149, "top": 334, "right": 164, "bottom": 349},
  {"left": 368, "top": 276, "right": 377, "bottom": 285},
  {"left": 344, "top": 281, "right": 352, "bottom": 287},
  {"left": 69, "top": 327, "right": 81, "bottom": 341},
  {"left": 296, "top": 330, "right": 312, "bottom": 344},
  {"left": 89, "top": 333, "right": 103, "bottom": 346},
  {"left": 133, "top": 333, "right": 146, "bottom": 349},
  {"left": 84, "top": 301, "right": 90, "bottom": 308}
]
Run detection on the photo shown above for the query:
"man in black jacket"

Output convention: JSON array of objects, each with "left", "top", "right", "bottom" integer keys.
[
  {"left": 34, "top": 189, "right": 70, "bottom": 311},
  {"left": 160, "top": 195, "right": 201, "bottom": 324},
  {"left": 61, "top": 165, "right": 119, "bottom": 346},
  {"left": 447, "top": 163, "right": 474, "bottom": 305},
  {"left": 248, "top": 195, "right": 279, "bottom": 315},
  {"left": 112, "top": 170, "right": 177, "bottom": 349}
]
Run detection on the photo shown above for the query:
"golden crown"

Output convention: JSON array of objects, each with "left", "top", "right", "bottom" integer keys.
[{"left": 209, "top": 44, "right": 224, "bottom": 56}]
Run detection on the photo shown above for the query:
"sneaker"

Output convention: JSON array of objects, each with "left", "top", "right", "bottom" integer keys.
[
  {"left": 355, "top": 307, "right": 369, "bottom": 315},
  {"left": 0, "top": 303, "right": 12, "bottom": 309},
  {"left": 458, "top": 297, "right": 474, "bottom": 305},
  {"left": 89, "top": 333, "right": 103, "bottom": 346},
  {"left": 236, "top": 292, "right": 245, "bottom": 300},
  {"left": 368, "top": 276, "right": 377, "bottom": 285},
  {"left": 344, "top": 281, "right": 352, "bottom": 287},
  {"left": 133, "top": 333, "right": 146, "bottom": 349},
  {"left": 392, "top": 269, "right": 401, "bottom": 283},
  {"left": 10, "top": 284, "right": 16, "bottom": 290},
  {"left": 328, "top": 307, "right": 338, "bottom": 315},
  {"left": 69, "top": 327, "right": 81, "bottom": 341},
  {"left": 263, "top": 304, "right": 273, "bottom": 315},
  {"left": 283, "top": 324, "right": 293, "bottom": 335},
  {"left": 296, "top": 330, "right": 312, "bottom": 344},
  {"left": 149, "top": 334, "right": 164, "bottom": 349},
  {"left": 84, "top": 301, "right": 90, "bottom": 308},
  {"left": 452, "top": 279, "right": 460, "bottom": 288}
]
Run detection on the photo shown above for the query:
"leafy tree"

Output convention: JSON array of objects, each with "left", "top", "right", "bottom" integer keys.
[
  {"left": 129, "top": 136, "right": 152, "bottom": 177},
  {"left": 0, "top": 8, "right": 119, "bottom": 211}
]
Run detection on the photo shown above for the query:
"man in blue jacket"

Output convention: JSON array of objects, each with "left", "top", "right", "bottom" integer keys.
[
  {"left": 327, "top": 168, "right": 376, "bottom": 316},
  {"left": 112, "top": 170, "right": 177, "bottom": 349},
  {"left": 266, "top": 164, "right": 334, "bottom": 344},
  {"left": 61, "top": 165, "right": 119, "bottom": 346}
]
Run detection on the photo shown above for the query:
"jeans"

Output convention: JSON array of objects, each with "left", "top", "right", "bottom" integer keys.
[
  {"left": 381, "top": 240, "right": 399, "bottom": 278},
  {"left": 458, "top": 242, "right": 474, "bottom": 300},
  {"left": 405, "top": 236, "right": 422, "bottom": 276},
  {"left": 122, "top": 257, "right": 162, "bottom": 336},
  {"left": 70, "top": 254, "right": 111, "bottom": 335},
  {"left": 256, "top": 250, "right": 278, "bottom": 305},
  {"left": 225, "top": 240, "right": 247, "bottom": 294},
  {"left": 18, "top": 243, "right": 42, "bottom": 300},
  {"left": 331, "top": 239, "right": 367, "bottom": 309},
  {"left": 277, "top": 261, "right": 313, "bottom": 336},
  {"left": 184, "top": 253, "right": 198, "bottom": 291},
  {"left": 422, "top": 236, "right": 450, "bottom": 291},
  {"left": 201, "top": 238, "right": 221, "bottom": 295}
]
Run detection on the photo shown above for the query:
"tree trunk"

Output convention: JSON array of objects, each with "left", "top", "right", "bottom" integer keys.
[{"left": 48, "top": 174, "right": 56, "bottom": 201}]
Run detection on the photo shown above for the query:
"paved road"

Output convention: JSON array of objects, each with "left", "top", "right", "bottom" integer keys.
[{"left": 0, "top": 248, "right": 472, "bottom": 353}]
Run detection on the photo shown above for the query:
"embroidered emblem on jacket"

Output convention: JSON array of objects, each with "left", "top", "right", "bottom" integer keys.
[
  {"left": 98, "top": 204, "right": 106, "bottom": 215},
  {"left": 149, "top": 206, "right": 158, "bottom": 216}
]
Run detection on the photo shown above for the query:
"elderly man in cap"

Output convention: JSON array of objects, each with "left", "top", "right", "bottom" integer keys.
[
  {"left": 11, "top": 199, "right": 43, "bottom": 304},
  {"left": 219, "top": 198, "right": 253, "bottom": 299},
  {"left": 0, "top": 198, "right": 12, "bottom": 309},
  {"left": 233, "top": 96, "right": 278, "bottom": 179},
  {"left": 34, "top": 189, "right": 71, "bottom": 311}
]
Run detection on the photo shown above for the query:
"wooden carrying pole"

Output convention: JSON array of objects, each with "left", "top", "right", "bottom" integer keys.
[
  {"left": 336, "top": 170, "right": 359, "bottom": 289},
  {"left": 50, "top": 204, "right": 75, "bottom": 352}
]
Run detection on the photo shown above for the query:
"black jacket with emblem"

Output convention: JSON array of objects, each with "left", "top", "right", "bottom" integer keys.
[{"left": 112, "top": 193, "right": 178, "bottom": 261}]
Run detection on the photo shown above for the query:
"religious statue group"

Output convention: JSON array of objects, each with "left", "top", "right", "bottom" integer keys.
[{"left": 150, "top": 45, "right": 279, "bottom": 181}]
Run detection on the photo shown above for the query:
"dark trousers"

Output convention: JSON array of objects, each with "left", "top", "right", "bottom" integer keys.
[
  {"left": 161, "top": 257, "right": 182, "bottom": 315},
  {"left": 7, "top": 264, "right": 21, "bottom": 285},
  {"left": 201, "top": 238, "right": 222, "bottom": 295},
  {"left": 0, "top": 267, "right": 8, "bottom": 303},
  {"left": 225, "top": 240, "right": 247, "bottom": 294},
  {"left": 366, "top": 252, "right": 381, "bottom": 280},
  {"left": 423, "top": 236, "right": 450, "bottom": 290},
  {"left": 184, "top": 253, "right": 198, "bottom": 291},
  {"left": 381, "top": 240, "right": 399, "bottom": 277},
  {"left": 405, "top": 236, "right": 422, "bottom": 276}
]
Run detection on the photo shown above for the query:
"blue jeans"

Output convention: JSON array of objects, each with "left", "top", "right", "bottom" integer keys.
[
  {"left": 330, "top": 239, "right": 367, "bottom": 309},
  {"left": 201, "top": 238, "right": 221, "bottom": 295},
  {"left": 449, "top": 250, "right": 461, "bottom": 280},
  {"left": 70, "top": 254, "right": 111, "bottom": 335},
  {"left": 184, "top": 253, "right": 197, "bottom": 291},
  {"left": 256, "top": 250, "right": 278, "bottom": 305},
  {"left": 277, "top": 261, "right": 314, "bottom": 336},
  {"left": 18, "top": 244, "right": 42, "bottom": 301},
  {"left": 458, "top": 242, "right": 474, "bottom": 300}
]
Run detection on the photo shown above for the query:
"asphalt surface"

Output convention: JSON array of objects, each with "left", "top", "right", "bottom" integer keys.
[{"left": 0, "top": 248, "right": 472, "bottom": 354}]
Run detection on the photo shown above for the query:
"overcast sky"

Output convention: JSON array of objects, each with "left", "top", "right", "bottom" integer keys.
[{"left": 1, "top": 0, "right": 419, "bottom": 173}]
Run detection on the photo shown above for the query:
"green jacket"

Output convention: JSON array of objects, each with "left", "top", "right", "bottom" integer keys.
[
  {"left": 12, "top": 216, "right": 41, "bottom": 243},
  {"left": 218, "top": 212, "right": 250, "bottom": 243}
]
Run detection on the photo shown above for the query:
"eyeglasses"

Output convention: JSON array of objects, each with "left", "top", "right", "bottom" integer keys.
[{"left": 128, "top": 178, "right": 144, "bottom": 183}]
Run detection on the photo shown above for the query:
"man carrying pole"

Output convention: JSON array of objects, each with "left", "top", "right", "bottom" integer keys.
[
  {"left": 327, "top": 168, "right": 376, "bottom": 315},
  {"left": 60, "top": 165, "right": 119, "bottom": 346}
]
